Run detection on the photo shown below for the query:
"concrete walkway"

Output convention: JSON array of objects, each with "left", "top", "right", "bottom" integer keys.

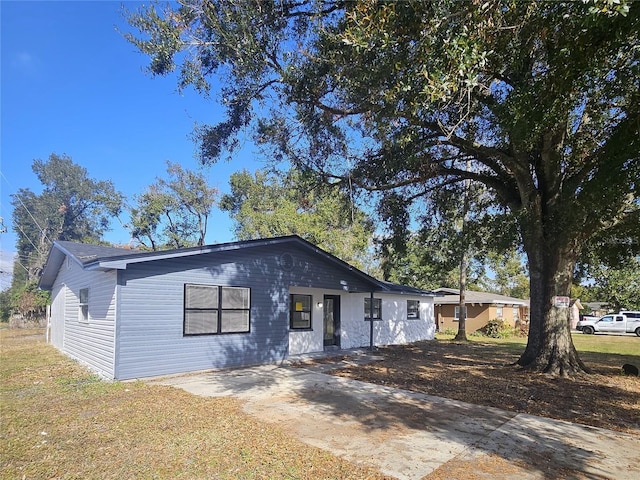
[{"left": 149, "top": 359, "right": 639, "bottom": 480}]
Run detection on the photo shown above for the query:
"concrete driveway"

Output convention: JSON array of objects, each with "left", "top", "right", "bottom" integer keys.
[{"left": 150, "top": 357, "right": 639, "bottom": 480}]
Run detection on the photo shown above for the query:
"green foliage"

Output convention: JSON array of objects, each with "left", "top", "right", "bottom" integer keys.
[
  {"left": 125, "top": 1, "right": 640, "bottom": 268},
  {"left": 570, "top": 283, "right": 596, "bottom": 304},
  {"left": 482, "top": 319, "right": 516, "bottom": 339},
  {"left": 220, "top": 168, "right": 375, "bottom": 270},
  {"left": 584, "top": 258, "right": 640, "bottom": 311},
  {"left": 0, "top": 290, "right": 11, "bottom": 322},
  {"left": 10, "top": 154, "right": 123, "bottom": 281},
  {"left": 126, "top": 0, "right": 640, "bottom": 373},
  {"left": 10, "top": 281, "right": 50, "bottom": 322},
  {"left": 479, "top": 251, "right": 530, "bottom": 299},
  {"left": 381, "top": 180, "right": 523, "bottom": 292},
  {"left": 128, "top": 161, "right": 218, "bottom": 250},
  {"left": 381, "top": 232, "right": 484, "bottom": 291}
]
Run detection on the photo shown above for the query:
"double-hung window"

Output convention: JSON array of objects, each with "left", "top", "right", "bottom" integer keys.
[
  {"left": 78, "top": 288, "right": 89, "bottom": 322},
  {"left": 184, "top": 284, "right": 250, "bottom": 336},
  {"left": 454, "top": 306, "right": 467, "bottom": 321},
  {"left": 407, "top": 300, "right": 420, "bottom": 319},
  {"left": 364, "top": 297, "right": 382, "bottom": 320},
  {"left": 290, "top": 294, "right": 312, "bottom": 329}
]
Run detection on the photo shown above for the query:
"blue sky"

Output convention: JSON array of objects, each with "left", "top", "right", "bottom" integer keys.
[{"left": 0, "top": 1, "right": 265, "bottom": 290}]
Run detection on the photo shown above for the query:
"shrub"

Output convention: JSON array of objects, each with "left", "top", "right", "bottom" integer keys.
[
  {"left": 7, "top": 282, "right": 49, "bottom": 328},
  {"left": 440, "top": 327, "right": 457, "bottom": 336},
  {"left": 482, "top": 318, "right": 515, "bottom": 338},
  {"left": 515, "top": 318, "right": 529, "bottom": 337}
]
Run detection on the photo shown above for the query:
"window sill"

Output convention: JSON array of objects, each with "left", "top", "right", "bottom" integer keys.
[{"left": 184, "top": 331, "right": 250, "bottom": 337}]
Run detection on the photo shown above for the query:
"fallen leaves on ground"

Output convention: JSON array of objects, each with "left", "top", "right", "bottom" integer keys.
[{"left": 322, "top": 339, "right": 640, "bottom": 434}]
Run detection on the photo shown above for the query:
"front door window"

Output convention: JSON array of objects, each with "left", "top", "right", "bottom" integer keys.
[{"left": 323, "top": 296, "right": 340, "bottom": 346}]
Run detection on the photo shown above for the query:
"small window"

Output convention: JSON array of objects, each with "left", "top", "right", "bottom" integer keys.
[
  {"left": 364, "top": 297, "right": 382, "bottom": 320},
  {"left": 615, "top": 316, "right": 624, "bottom": 322},
  {"left": 407, "top": 300, "right": 420, "bottom": 319},
  {"left": 454, "top": 306, "right": 467, "bottom": 322},
  {"left": 513, "top": 306, "right": 519, "bottom": 320},
  {"left": 78, "top": 288, "right": 89, "bottom": 322},
  {"left": 290, "top": 294, "right": 312, "bottom": 329},
  {"left": 496, "top": 305, "right": 504, "bottom": 318},
  {"left": 184, "top": 284, "right": 250, "bottom": 336}
]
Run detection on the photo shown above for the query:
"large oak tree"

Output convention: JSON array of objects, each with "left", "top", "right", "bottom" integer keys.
[{"left": 126, "top": 0, "right": 639, "bottom": 375}]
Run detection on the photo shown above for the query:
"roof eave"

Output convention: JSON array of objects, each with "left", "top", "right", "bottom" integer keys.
[
  {"left": 39, "top": 241, "right": 87, "bottom": 290},
  {"left": 91, "top": 235, "right": 386, "bottom": 290}
]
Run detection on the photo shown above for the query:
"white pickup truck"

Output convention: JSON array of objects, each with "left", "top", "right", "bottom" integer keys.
[{"left": 576, "top": 311, "right": 640, "bottom": 336}]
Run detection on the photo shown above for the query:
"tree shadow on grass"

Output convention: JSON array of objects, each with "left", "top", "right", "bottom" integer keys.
[
  {"left": 289, "top": 355, "right": 639, "bottom": 480},
  {"left": 158, "top": 350, "right": 639, "bottom": 480},
  {"left": 333, "top": 341, "right": 640, "bottom": 432},
  {"left": 300, "top": 379, "right": 629, "bottom": 479}
]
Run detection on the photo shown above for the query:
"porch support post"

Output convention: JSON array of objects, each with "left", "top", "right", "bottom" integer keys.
[{"left": 369, "top": 291, "right": 374, "bottom": 351}]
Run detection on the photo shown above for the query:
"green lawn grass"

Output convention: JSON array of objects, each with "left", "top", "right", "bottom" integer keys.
[
  {"left": 436, "top": 331, "right": 640, "bottom": 358},
  {"left": 571, "top": 332, "right": 640, "bottom": 356}
]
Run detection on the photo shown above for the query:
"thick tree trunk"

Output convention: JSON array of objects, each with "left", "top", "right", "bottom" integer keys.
[
  {"left": 517, "top": 242, "right": 590, "bottom": 376},
  {"left": 512, "top": 131, "right": 590, "bottom": 377}
]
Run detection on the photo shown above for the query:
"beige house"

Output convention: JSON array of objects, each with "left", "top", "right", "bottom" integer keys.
[{"left": 434, "top": 288, "right": 530, "bottom": 333}]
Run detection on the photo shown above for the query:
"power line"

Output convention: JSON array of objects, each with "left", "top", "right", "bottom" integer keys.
[
  {"left": 0, "top": 170, "right": 52, "bottom": 247},
  {"left": 8, "top": 218, "right": 44, "bottom": 256}
]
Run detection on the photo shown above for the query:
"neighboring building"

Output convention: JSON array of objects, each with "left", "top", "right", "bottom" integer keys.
[
  {"left": 39, "top": 236, "right": 435, "bottom": 380},
  {"left": 434, "top": 288, "right": 529, "bottom": 333},
  {"left": 583, "top": 302, "right": 611, "bottom": 318},
  {"left": 570, "top": 299, "right": 584, "bottom": 330}
]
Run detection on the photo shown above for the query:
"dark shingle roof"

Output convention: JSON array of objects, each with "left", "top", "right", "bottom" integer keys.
[
  {"left": 41, "top": 236, "right": 435, "bottom": 297},
  {"left": 433, "top": 288, "right": 528, "bottom": 305},
  {"left": 378, "top": 280, "right": 434, "bottom": 296},
  {"left": 55, "top": 241, "right": 139, "bottom": 265}
]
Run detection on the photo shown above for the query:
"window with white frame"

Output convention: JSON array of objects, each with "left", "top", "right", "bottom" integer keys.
[
  {"left": 78, "top": 288, "right": 89, "bottom": 322},
  {"left": 407, "top": 300, "right": 420, "bottom": 319},
  {"left": 290, "top": 294, "right": 312, "bottom": 329},
  {"left": 184, "top": 284, "right": 250, "bottom": 336},
  {"left": 496, "top": 304, "right": 504, "bottom": 318},
  {"left": 454, "top": 305, "right": 467, "bottom": 322},
  {"left": 513, "top": 306, "right": 519, "bottom": 321},
  {"left": 364, "top": 297, "right": 382, "bottom": 320}
]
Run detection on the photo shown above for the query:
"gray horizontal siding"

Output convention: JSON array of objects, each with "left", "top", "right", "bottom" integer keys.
[
  {"left": 51, "top": 259, "right": 117, "bottom": 378},
  {"left": 114, "top": 244, "right": 377, "bottom": 379},
  {"left": 280, "top": 245, "right": 375, "bottom": 292}
]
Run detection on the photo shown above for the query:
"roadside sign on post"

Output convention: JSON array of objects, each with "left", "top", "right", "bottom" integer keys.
[{"left": 553, "top": 296, "right": 571, "bottom": 308}]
